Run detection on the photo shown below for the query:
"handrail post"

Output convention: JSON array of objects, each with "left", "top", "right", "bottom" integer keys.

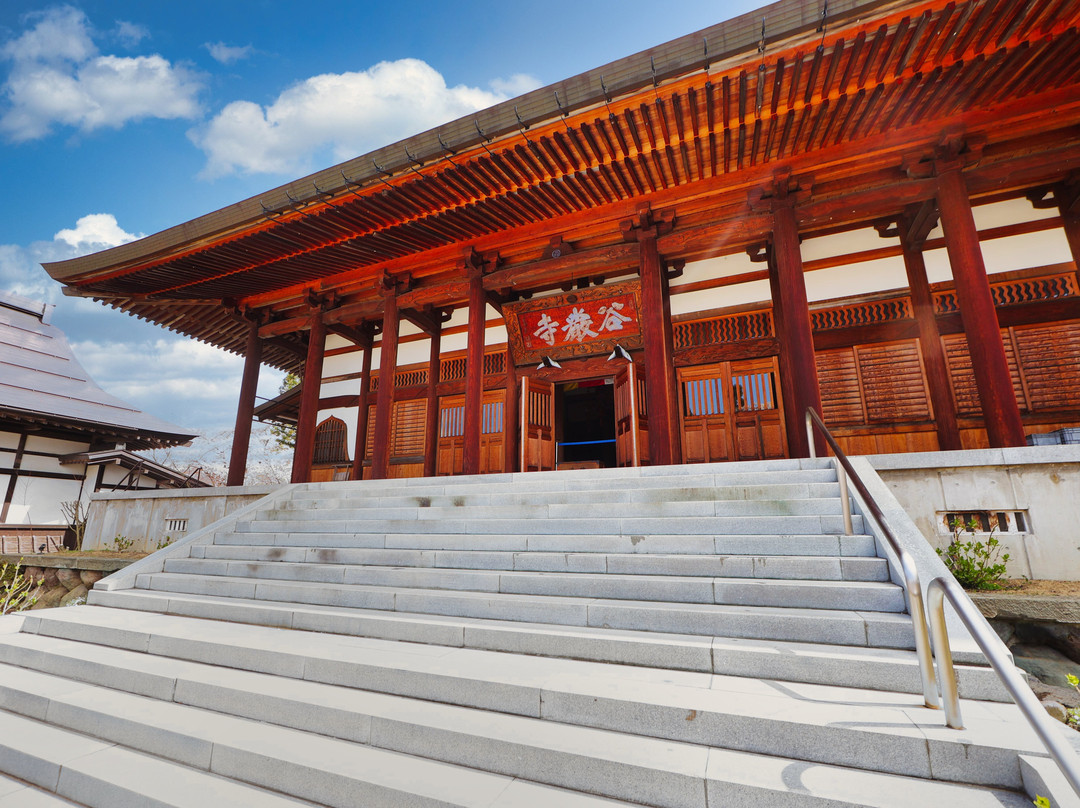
[
  {"left": 926, "top": 580, "right": 963, "bottom": 728},
  {"left": 836, "top": 461, "right": 853, "bottom": 537},
  {"left": 805, "top": 411, "right": 817, "bottom": 459}
]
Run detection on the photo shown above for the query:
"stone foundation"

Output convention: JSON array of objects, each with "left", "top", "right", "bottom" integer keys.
[{"left": 3, "top": 555, "right": 136, "bottom": 611}]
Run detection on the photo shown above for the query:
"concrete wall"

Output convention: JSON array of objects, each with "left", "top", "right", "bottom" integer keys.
[
  {"left": 83, "top": 484, "right": 281, "bottom": 552},
  {"left": 870, "top": 446, "right": 1080, "bottom": 581}
]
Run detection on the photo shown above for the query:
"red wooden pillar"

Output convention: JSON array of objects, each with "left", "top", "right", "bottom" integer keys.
[
  {"left": 291, "top": 310, "right": 326, "bottom": 484},
  {"left": 936, "top": 164, "right": 1025, "bottom": 448},
  {"left": 423, "top": 324, "right": 442, "bottom": 477},
  {"left": 897, "top": 211, "right": 961, "bottom": 451},
  {"left": 350, "top": 335, "right": 373, "bottom": 481},
  {"left": 463, "top": 265, "right": 485, "bottom": 475},
  {"left": 372, "top": 288, "right": 400, "bottom": 479},
  {"left": 504, "top": 350, "right": 518, "bottom": 473},
  {"left": 769, "top": 196, "right": 823, "bottom": 458},
  {"left": 622, "top": 207, "right": 678, "bottom": 466},
  {"left": 227, "top": 318, "right": 262, "bottom": 486}
]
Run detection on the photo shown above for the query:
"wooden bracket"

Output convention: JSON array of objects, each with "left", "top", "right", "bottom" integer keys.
[
  {"left": 621, "top": 203, "right": 676, "bottom": 241},
  {"left": 665, "top": 260, "right": 686, "bottom": 281},
  {"left": 748, "top": 170, "right": 813, "bottom": 212},
  {"left": 746, "top": 244, "right": 770, "bottom": 263},
  {"left": 545, "top": 236, "right": 574, "bottom": 260}
]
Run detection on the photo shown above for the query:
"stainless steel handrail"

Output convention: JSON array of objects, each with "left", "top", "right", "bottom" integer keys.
[
  {"left": 804, "top": 408, "right": 939, "bottom": 709},
  {"left": 927, "top": 575, "right": 1080, "bottom": 799}
]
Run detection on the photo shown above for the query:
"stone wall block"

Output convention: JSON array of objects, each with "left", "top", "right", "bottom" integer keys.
[
  {"left": 56, "top": 568, "right": 82, "bottom": 590},
  {"left": 32, "top": 586, "right": 68, "bottom": 609},
  {"left": 60, "top": 584, "right": 88, "bottom": 607},
  {"left": 42, "top": 568, "right": 60, "bottom": 588},
  {"left": 79, "top": 570, "right": 104, "bottom": 587}
]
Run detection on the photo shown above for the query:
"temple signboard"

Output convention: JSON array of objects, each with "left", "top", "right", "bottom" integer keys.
[{"left": 503, "top": 280, "right": 643, "bottom": 366}]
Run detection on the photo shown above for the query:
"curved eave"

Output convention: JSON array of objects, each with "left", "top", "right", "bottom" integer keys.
[{"left": 41, "top": 0, "right": 890, "bottom": 285}]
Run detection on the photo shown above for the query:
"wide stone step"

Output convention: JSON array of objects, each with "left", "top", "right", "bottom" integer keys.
[
  {"left": 191, "top": 544, "right": 891, "bottom": 581},
  {"left": 9, "top": 608, "right": 1042, "bottom": 796},
  {"left": 236, "top": 513, "right": 864, "bottom": 536},
  {"left": 211, "top": 531, "right": 879, "bottom": 556},
  {"left": 84, "top": 588, "right": 1005, "bottom": 698},
  {"left": 257, "top": 497, "right": 848, "bottom": 523},
  {"left": 0, "top": 709, "right": 320, "bottom": 808},
  {"left": 0, "top": 771, "right": 84, "bottom": 806},
  {"left": 158, "top": 558, "right": 906, "bottom": 611},
  {"left": 279, "top": 481, "right": 844, "bottom": 510},
  {"left": 124, "top": 571, "right": 915, "bottom": 646},
  {"left": 0, "top": 697, "right": 632, "bottom": 808}
]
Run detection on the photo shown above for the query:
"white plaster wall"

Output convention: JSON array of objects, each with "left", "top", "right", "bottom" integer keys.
[
  {"left": 84, "top": 485, "right": 279, "bottom": 551},
  {"left": 872, "top": 447, "right": 1080, "bottom": 581},
  {"left": 7, "top": 475, "right": 83, "bottom": 525}
]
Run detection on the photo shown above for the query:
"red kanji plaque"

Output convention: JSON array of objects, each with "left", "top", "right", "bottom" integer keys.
[{"left": 503, "top": 280, "right": 643, "bottom": 366}]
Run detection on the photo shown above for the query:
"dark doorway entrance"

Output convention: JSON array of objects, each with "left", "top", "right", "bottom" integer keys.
[{"left": 556, "top": 379, "right": 617, "bottom": 468}]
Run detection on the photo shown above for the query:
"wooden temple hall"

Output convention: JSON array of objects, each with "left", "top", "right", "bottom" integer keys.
[{"left": 44, "top": 0, "right": 1080, "bottom": 485}]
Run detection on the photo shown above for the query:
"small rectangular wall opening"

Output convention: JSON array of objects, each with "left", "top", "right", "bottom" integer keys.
[{"left": 940, "top": 510, "right": 1028, "bottom": 534}]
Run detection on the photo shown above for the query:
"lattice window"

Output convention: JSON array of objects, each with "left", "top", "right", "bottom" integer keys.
[
  {"left": 683, "top": 377, "right": 726, "bottom": 416},
  {"left": 672, "top": 309, "right": 774, "bottom": 350},
  {"left": 483, "top": 351, "right": 507, "bottom": 376},
  {"left": 482, "top": 401, "right": 503, "bottom": 434},
  {"left": 440, "top": 356, "right": 467, "bottom": 382},
  {"left": 313, "top": 416, "right": 350, "bottom": 464},
  {"left": 732, "top": 370, "right": 777, "bottom": 412},
  {"left": 811, "top": 298, "right": 913, "bottom": 331},
  {"left": 858, "top": 341, "right": 931, "bottom": 423},
  {"left": 440, "top": 405, "right": 465, "bottom": 438}
]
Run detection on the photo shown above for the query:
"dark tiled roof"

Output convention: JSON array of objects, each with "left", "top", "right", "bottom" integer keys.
[{"left": 0, "top": 291, "right": 198, "bottom": 449}]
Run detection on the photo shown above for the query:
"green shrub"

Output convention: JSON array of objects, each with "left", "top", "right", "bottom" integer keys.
[
  {"left": 936, "top": 517, "right": 1010, "bottom": 590},
  {"left": 1, "top": 559, "right": 39, "bottom": 614}
]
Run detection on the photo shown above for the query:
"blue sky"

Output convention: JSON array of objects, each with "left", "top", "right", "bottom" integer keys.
[{"left": 0, "top": 1, "right": 759, "bottom": 452}]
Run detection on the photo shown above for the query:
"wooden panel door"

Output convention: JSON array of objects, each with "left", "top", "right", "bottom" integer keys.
[
  {"left": 520, "top": 377, "right": 555, "bottom": 472},
  {"left": 438, "top": 390, "right": 506, "bottom": 475},
  {"left": 677, "top": 364, "right": 734, "bottom": 464},
  {"left": 615, "top": 363, "right": 649, "bottom": 467},
  {"left": 731, "top": 357, "right": 787, "bottom": 461}
]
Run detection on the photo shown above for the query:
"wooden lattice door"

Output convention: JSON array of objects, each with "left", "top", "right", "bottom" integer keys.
[
  {"left": 519, "top": 377, "right": 555, "bottom": 472},
  {"left": 614, "top": 363, "right": 649, "bottom": 467}
]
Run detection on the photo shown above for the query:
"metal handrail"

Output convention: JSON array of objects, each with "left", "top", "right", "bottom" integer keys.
[
  {"left": 927, "top": 575, "right": 1080, "bottom": 798},
  {"left": 804, "top": 408, "right": 940, "bottom": 709}
]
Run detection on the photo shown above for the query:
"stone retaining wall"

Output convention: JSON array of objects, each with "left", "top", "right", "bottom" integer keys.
[{"left": 3, "top": 555, "right": 135, "bottom": 610}]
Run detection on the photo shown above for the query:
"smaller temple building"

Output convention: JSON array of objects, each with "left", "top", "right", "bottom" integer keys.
[{"left": 0, "top": 291, "right": 204, "bottom": 553}]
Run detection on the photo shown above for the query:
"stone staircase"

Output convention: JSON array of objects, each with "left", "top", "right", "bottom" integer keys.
[{"left": 0, "top": 459, "right": 1068, "bottom": 806}]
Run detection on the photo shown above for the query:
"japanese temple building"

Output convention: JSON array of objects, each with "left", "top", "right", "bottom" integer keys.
[{"left": 43, "top": 0, "right": 1080, "bottom": 485}]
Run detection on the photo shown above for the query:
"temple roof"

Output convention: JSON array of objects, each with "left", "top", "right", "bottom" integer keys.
[
  {"left": 40, "top": 0, "right": 1080, "bottom": 370},
  {"left": 0, "top": 291, "right": 198, "bottom": 449}
]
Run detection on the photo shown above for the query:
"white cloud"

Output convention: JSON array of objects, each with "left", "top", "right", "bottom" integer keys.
[
  {"left": 114, "top": 21, "right": 149, "bottom": 48},
  {"left": 205, "top": 42, "right": 253, "bottom": 65},
  {"left": 54, "top": 213, "right": 142, "bottom": 252},
  {"left": 190, "top": 58, "right": 541, "bottom": 178},
  {"left": 0, "top": 6, "right": 203, "bottom": 142}
]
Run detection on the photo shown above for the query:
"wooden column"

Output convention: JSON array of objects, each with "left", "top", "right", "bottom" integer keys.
[
  {"left": 936, "top": 163, "right": 1025, "bottom": 448},
  {"left": 227, "top": 318, "right": 263, "bottom": 486},
  {"left": 622, "top": 206, "right": 677, "bottom": 466},
  {"left": 350, "top": 334, "right": 373, "bottom": 481},
  {"left": 764, "top": 247, "right": 801, "bottom": 456},
  {"left": 423, "top": 324, "right": 442, "bottom": 478},
  {"left": 463, "top": 263, "right": 486, "bottom": 475},
  {"left": 291, "top": 309, "right": 326, "bottom": 484},
  {"left": 768, "top": 192, "right": 823, "bottom": 458},
  {"left": 896, "top": 207, "right": 961, "bottom": 451},
  {"left": 372, "top": 286, "right": 400, "bottom": 480},
  {"left": 504, "top": 351, "right": 518, "bottom": 473}
]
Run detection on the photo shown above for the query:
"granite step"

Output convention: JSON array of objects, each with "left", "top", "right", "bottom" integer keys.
[
  {"left": 123, "top": 571, "right": 915, "bottom": 645},
  {"left": 189, "top": 544, "right": 891, "bottom": 581},
  {"left": 83, "top": 587, "right": 1007, "bottom": 699},
  {"left": 209, "top": 531, "right": 879, "bottom": 556},
  {"left": 159, "top": 557, "right": 905, "bottom": 610},
  {"left": 7, "top": 609, "right": 1042, "bottom": 793}
]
